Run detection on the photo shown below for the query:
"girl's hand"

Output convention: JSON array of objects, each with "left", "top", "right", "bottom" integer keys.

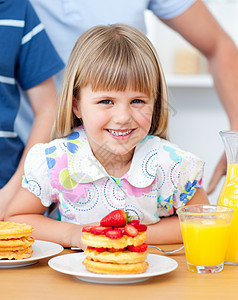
[
  {"left": 0, "top": 184, "right": 20, "bottom": 221},
  {"left": 0, "top": 187, "right": 10, "bottom": 220},
  {"left": 70, "top": 222, "right": 99, "bottom": 250}
]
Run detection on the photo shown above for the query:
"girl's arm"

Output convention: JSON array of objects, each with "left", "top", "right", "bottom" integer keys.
[
  {"left": 5, "top": 186, "right": 209, "bottom": 247},
  {"left": 4, "top": 188, "right": 91, "bottom": 249},
  {"left": 145, "top": 187, "right": 209, "bottom": 245}
]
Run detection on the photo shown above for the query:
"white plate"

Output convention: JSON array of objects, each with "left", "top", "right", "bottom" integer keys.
[
  {"left": 0, "top": 240, "right": 63, "bottom": 268},
  {"left": 48, "top": 253, "right": 178, "bottom": 284}
]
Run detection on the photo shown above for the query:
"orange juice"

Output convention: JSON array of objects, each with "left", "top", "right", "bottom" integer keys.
[
  {"left": 218, "top": 163, "right": 238, "bottom": 263},
  {"left": 180, "top": 219, "right": 231, "bottom": 266}
]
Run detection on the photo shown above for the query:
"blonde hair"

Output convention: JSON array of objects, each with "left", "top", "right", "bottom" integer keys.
[{"left": 52, "top": 24, "right": 169, "bottom": 140}]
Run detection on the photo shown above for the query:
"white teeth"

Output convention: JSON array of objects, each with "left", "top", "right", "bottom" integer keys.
[{"left": 108, "top": 129, "right": 132, "bottom": 136}]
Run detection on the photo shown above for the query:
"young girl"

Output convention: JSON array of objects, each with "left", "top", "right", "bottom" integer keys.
[{"left": 5, "top": 24, "right": 209, "bottom": 248}]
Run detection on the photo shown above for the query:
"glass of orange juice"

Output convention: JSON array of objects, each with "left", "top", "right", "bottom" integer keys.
[{"left": 177, "top": 205, "right": 234, "bottom": 273}]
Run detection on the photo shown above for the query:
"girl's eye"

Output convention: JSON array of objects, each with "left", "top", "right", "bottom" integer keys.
[
  {"left": 131, "top": 99, "right": 144, "bottom": 104},
  {"left": 99, "top": 99, "right": 113, "bottom": 105}
]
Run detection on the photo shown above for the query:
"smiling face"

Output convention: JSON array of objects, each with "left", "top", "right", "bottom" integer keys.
[{"left": 73, "top": 85, "right": 154, "bottom": 166}]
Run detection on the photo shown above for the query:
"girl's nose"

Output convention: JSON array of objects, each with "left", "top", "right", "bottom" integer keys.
[{"left": 114, "top": 105, "right": 132, "bottom": 124}]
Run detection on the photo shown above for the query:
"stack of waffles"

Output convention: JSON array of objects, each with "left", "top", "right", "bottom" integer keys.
[
  {"left": 0, "top": 222, "right": 34, "bottom": 259},
  {"left": 81, "top": 210, "right": 149, "bottom": 274}
]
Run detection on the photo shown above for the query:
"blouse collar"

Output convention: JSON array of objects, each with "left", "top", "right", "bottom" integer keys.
[{"left": 67, "top": 126, "right": 161, "bottom": 187}]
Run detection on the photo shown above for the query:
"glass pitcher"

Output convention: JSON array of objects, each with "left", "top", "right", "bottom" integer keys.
[{"left": 217, "top": 130, "right": 238, "bottom": 264}]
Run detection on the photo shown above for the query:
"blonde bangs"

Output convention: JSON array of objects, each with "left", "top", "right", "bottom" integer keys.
[{"left": 79, "top": 44, "right": 158, "bottom": 99}]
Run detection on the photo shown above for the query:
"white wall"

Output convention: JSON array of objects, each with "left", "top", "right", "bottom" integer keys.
[
  {"left": 168, "top": 87, "right": 228, "bottom": 205},
  {"left": 145, "top": 1, "right": 238, "bottom": 204}
]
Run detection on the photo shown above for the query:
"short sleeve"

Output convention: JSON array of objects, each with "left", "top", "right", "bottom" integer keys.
[
  {"left": 22, "top": 143, "right": 54, "bottom": 207},
  {"left": 148, "top": 0, "right": 196, "bottom": 19},
  {"left": 174, "top": 152, "right": 204, "bottom": 208}
]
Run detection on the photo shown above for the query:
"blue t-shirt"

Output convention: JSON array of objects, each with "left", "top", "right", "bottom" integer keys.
[{"left": 0, "top": 0, "right": 64, "bottom": 188}]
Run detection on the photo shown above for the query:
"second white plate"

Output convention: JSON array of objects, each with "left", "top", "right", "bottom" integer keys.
[{"left": 49, "top": 253, "right": 178, "bottom": 284}]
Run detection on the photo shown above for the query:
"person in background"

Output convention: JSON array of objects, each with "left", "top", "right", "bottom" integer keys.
[
  {"left": 0, "top": 0, "right": 64, "bottom": 219},
  {"left": 19, "top": 0, "right": 237, "bottom": 195},
  {"left": 5, "top": 24, "right": 209, "bottom": 247}
]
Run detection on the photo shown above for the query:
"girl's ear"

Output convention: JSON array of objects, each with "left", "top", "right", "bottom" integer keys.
[{"left": 72, "top": 96, "right": 81, "bottom": 119}]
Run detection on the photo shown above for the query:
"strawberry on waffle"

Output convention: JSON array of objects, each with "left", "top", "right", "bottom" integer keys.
[{"left": 81, "top": 210, "right": 149, "bottom": 274}]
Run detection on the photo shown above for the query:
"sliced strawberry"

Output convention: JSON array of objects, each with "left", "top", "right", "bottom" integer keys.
[
  {"left": 136, "top": 224, "right": 147, "bottom": 232},
  {"left": 124, "top": 224, "right": 138, "bottom": 237},
  {"left": 90, "top": 226, "right": 112, "bottom": 235},
  {"left": 114, "top": 226, "right": 125, "bottom": 235},
  {"left": 105, "top": 230, "right": 123, "bottom": 239},
  {"left": 82, "top": 226, "right": 94, "bottom": 233},
  {"left": 94, "top": 247, "right": 106, "bottom": 253},
  {"left": 100, "top": 209, "right": 130, "bottom": 227},
  {"left": 128, "top": 243, "right": 148, "bottom": 252},
  {"left": 129, "top": 220, "right": 140, "bottom": 227},
  {"left": 128, "top": 220, "right": 147, "bottom": 232},
  {"left": 87, "top": 246, "right": 106, "bottom": 253}
]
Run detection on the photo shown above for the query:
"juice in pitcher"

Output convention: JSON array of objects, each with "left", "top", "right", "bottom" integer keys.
[
  {"left": 218, "top": 163, "right": 238, "bottom": 264},
  {"left": 217, "top": 130, "right": 238, "bottom": 264}
]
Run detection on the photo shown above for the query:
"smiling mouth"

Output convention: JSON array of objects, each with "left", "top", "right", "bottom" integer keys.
[{"left": 107, "top": 129, "right": 134, "bottom": 136}]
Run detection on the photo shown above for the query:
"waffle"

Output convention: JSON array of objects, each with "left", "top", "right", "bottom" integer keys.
[
  {"left": 0, "top": 246, "right": 33, "bottom": 260},
  {"left": 81, "top": 231, "right": 147, "bottom": 249},
  {"left": 83, "top": 257, "right": 149, "bottom": 275},
  {"left": 84, "top": 247, "right": 148, "bottom": 264},
  {"left": 0, "top": 222, "right": 34, "bottom": 260},
  {"left": 0, "top": 222, "right": 33, "bottom": 239},
  {"left": 0, "top": 237, "right": 34, "bottom": 251}
]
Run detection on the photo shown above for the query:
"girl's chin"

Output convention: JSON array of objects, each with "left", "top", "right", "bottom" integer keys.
[
  {"left": 112, "top": 146, "right": 135, "bottom": 155},
  {"left": 98, "top": 147, "right": 135, "bottom": 161},
  {"left": 90, "top": 138, "right": 136, "bottom": 159}
]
